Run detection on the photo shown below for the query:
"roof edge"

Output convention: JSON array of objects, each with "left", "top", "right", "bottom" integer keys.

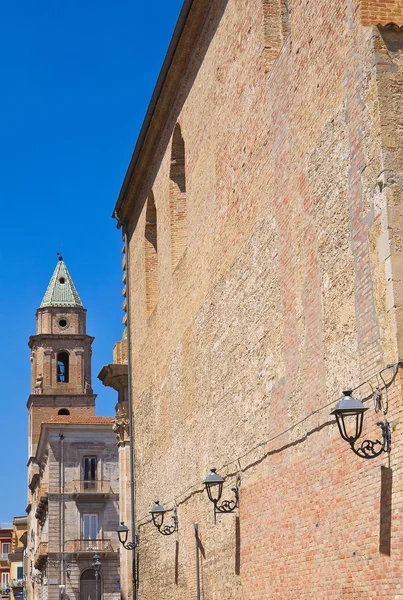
[{"left": 113, "top": 0, "right": 221, "bottom": 224}]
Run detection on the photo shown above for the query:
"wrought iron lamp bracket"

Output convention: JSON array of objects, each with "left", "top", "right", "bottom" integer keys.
[
  {"left": 155, "top": 509, "right": 178, "bottom": 536},
  {"left": 120, "top": 535, "right": 139, "bottom": 550},
  {"left": 348, "top": 419, "right": 391, "bottom": 459},
  {"left": 213, "top": 477, "right": 240, "bottom": 516}
]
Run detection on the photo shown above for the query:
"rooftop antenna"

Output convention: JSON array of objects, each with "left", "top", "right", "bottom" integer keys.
[{"left": 57, "top": 245, "right": 63, "bottom": 262}]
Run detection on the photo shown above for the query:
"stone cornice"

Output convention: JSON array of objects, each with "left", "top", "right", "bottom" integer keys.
[
  {"left": 28, "top": 334, "right": 95, "bottom": 348},
  {"left": 98, "top": 363, "right": 128, "bottom": 391},
  {"left": 26, "top": 394, "right": 96, "bottom": 409}
]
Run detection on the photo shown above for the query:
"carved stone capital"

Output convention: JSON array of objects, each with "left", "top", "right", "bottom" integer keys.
[
  {"left": 113, "top": 401, "right": 130, "bottom": 443},
  {"left": 98, "top": 364, "right": 128, "bottom": 392}
]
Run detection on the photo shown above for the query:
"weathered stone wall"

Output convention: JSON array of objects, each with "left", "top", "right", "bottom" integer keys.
[{"left": 122, "top": 0, "right": 403, "bottom": 598}]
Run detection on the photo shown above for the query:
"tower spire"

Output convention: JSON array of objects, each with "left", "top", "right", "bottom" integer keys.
[{"left": 40, "top": 258, "right": 82, "bottom": 308}]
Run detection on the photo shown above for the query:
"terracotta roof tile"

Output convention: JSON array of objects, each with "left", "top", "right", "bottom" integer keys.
[{"left": 42, "top": 415, "right": 114, "bottom": 425}]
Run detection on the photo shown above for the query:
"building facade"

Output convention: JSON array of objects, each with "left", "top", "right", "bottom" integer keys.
[
  {"left": 26, "top": 259, "right": 120, "bottom": 600},
  {"left": 8, "top": 516, "right": 27, "bottom": 600},
  {"left": 0, "top": 526, "right": 12, "bottom": 599},
  {"left": 111, "top": 0, "right": 403, "bottom": 598}
]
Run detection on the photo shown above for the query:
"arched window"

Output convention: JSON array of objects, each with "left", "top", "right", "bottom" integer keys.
[
  {"left": 58, "top": 408, "right": 70, "bottom": 415},
  {"left": 262, "top": 0, "right": 290, "bottom": 67},
  {"left": 80, "top": 569, "right": 101, "bottom": 600},
  {"left": 144, "top": 191, "right": 158, "bottom": 316},
  {"left": 169, "top": 123, "right": 187, "bottom": 270},
  {"left": 57, "top": 352, "right": 69, "bottom": 383}
]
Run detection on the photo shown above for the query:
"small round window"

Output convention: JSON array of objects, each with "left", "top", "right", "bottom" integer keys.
[
  {"left": 58, "top": 318, "right": 68, "bottom": 329},
  {"left": 59, "top": 277, "right": 65, "bottom": 284}
]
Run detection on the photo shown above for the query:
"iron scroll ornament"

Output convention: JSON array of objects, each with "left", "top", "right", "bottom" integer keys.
[
  {"left": 214, "top": 485, "right": 240, "bottom": 514},
  {"left": 346, "top": 420, "right": 391, "bottom": 459}
]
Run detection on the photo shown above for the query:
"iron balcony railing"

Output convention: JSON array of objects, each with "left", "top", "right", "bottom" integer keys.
[
  {"left": 0, "top": 554, "right": 9, "bottom": 561},
  {"left": 70, "top": 480, "right": 113, "bottom": 495},
  {"left": 66, "top": 539, "right": 113, "bottom": 553},
  {"left": 10, "top": 580, "right": 24, "bottom": 588}
]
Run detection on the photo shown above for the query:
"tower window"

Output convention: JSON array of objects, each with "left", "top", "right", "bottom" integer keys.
[
  {"left": 58, "top": 318, "right": 68, "bottom": 329},
  {"left": 58, "top": 408, "right": 70, "bottom": 415},
  {"left": 57, "top": 352, "right": 69, "bottom": 383},
  {"left": 59, "top": 277, "right": 65, "bottom": 284}
]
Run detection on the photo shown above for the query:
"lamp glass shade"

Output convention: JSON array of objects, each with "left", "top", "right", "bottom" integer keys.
[
  {"left": 117, "top": 522, "right": 129, "bottom": 545},
  {"left": 204, "top": 468, "right": 224, "bottom": 503},
  {"left": 331, "top": 389, "right": 368, "bottom": 443},
  {"left": 150, "top": 501, "right": 166, "bottom": 528}
]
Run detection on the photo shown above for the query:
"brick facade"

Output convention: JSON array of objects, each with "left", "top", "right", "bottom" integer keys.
[{"left": 114, "top": 0, "right": 403, "bottom": 598}]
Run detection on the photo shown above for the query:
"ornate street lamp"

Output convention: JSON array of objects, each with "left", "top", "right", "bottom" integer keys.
[
  {"left": 331, "top": 389, "right": 391, "bottom": 459},
  {"left": 116, "top": 522, "right": 137, "bottom": 550},
  {"left": 204, "top": 468, "right": 239, "bottom": 519},
  {"left": 92, "top": 554, "right": 101, "bottom": 600},
  {"left": 150, "top": 501, "right": 178, "bottom": 536}
]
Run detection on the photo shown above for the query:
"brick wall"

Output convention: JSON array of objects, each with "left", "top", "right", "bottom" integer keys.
[
  {"left": 361, "top": 0, "right": 403, "bottom": 25},
  {"left": 119, "top": 0, "right": 403, "bottom": 598}
]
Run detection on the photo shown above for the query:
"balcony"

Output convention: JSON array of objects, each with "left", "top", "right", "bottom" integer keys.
[
  {"left": 10, "top": 580, "right": 24, "bottom": 589},
  {"left": 34, "top": 542, "right": 48, "bottom": 570},
  {"left": 0, "top": 554, "right": 9, "bottom": 562},
  {"left": 70, "top": 480, "right": 113, "bottom": 498},
  {"left": 35, "top": 489, "right": 48, "bottom": 521},
  {"left": 66, "top": 539, "right": 114, "bottom": 555}
]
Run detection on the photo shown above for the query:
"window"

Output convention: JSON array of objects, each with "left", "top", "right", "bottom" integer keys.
[
  {"left": 169, "top": 123, "right": 187, "bottom": 270},
  {"left": 2, "top": 544, "right": 10, "bottom": 557},
  {"left": 57, "top": 352, "right": 69, "bottom": 383},
  {"left": 2, "top": 572, "right": 9, "bottom": 586},
  {"left": 144, "top": 191, "right": 158, "bottom": 316},
  {"left": 58, "top": 408, "right": 70, "bottom": 416},
  {"left": 16, "top": 567, "right": 23, "bottom": 580},
  {"left": 83, "top": 456, "right": 97, "bottom": 490},
  {"left": 82, "top": 514, "right": 98, "bottom": 541}
]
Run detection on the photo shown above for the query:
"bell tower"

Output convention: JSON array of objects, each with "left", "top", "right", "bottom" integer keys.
[{"left": 27, "top": 256, "right": 96, "bottom": 459}]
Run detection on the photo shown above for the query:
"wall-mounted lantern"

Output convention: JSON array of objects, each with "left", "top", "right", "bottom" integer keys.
[
  {"left": 116, "top": 522, "right": 138, "bottom": 550},
  {"left": 204, "top": 468, "right": 239, "bottom": 519},
  {"left": 150, "top": 501, "right": 178, "bottom": 536},
  {"left": 331, "top": 389, "right": 391, "bottom": 459}
]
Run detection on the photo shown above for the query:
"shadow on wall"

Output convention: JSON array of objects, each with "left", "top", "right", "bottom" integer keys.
[
  {"left": 235, "top": 516, "right": 240, "bottom": 575},
  {"left": 379, "top": 465, "right": 392, "bottom": 555}
]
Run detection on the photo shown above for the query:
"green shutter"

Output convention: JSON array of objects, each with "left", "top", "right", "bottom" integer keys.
[{"left": 16, "top": 567, "right": 23, "bottom": 580}]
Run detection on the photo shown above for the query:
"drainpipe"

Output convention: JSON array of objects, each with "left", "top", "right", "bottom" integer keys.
[
  {"left": 122, "top": 224, "right": 137, "bottom": 600},
  {"left": 59, "top": 435, "right": 65, "bottom": 594}
]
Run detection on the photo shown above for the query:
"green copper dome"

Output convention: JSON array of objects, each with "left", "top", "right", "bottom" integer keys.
[{"left": 40, "top": 258, "right": 83, "bottom": 308}]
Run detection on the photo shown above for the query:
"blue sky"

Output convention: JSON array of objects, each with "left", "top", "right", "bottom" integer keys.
[{"left": 0, "top": 0, "right": 183, "bottom": 522}]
